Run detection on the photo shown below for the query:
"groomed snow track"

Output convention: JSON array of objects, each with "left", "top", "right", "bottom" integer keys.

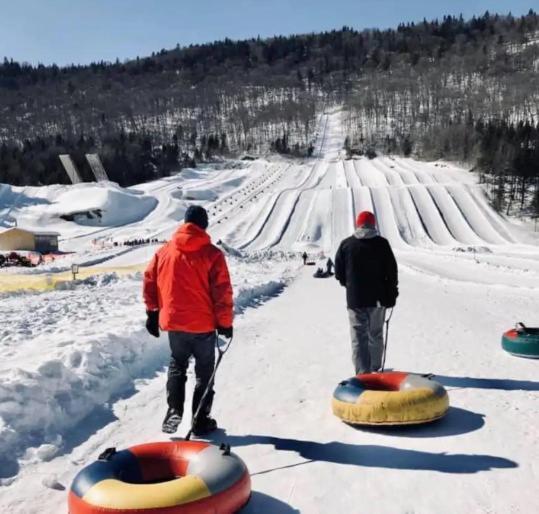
[{"left": 210, "top": 155, "right": 517, "bottom": 255}]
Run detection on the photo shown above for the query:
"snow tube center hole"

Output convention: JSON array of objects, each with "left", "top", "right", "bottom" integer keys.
[
  {"left": 358, "top": 373, "right": 406, "bottom": 391},
  {"left": 124, "top": 456, "right": 188, "bottom": 484}
]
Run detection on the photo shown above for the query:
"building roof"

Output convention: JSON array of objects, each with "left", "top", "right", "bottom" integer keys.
[{"left": 0, "top": 227, "right": 60, "bottom": 237}]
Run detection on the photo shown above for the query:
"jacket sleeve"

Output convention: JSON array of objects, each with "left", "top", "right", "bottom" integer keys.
[
  {"left": 209, "top": 251, "right": 234, "bottom": 328},
  {"left": 334, "top": 242, "right": 345, "bottom": 286},
  {"left": 143, "top": 253, "right": 159, "bottom": 311}
]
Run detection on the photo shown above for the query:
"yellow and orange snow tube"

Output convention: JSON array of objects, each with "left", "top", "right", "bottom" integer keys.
[
  {"left": 332, "top": 371, "right": 449, "bottom": 426},
  {"left": 68, "top": 440, "right": 251, "bottom": 514}
]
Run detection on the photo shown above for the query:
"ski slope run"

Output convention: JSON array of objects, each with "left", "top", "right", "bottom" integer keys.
[{"left": 210, "top": 155, "right": 518, "bottom": 257}]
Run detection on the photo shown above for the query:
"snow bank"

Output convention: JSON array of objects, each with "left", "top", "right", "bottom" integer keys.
[
  {"left": 0, "top": 314, "right": 163, "bottom": 479},
  {"left": 235, "top": 280, "right": 286, "bottom": 313},
  {"left": 50, "top": 183, "right": 157, "bottom": 226}
]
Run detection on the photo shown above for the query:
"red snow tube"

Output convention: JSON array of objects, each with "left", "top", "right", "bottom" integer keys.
[{"left": 68, "top": 440, "right": 251, "bottom": 514}]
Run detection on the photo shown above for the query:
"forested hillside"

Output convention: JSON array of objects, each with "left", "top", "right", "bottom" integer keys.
[{"left": 0, "top": 9, "right": 538, "bottom": 216}]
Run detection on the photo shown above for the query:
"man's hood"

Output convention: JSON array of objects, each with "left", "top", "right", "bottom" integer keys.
[
  {"left": 172, "top": 222, "right": 211, "bottom": 252},
  {"left": 354, "top": 227, "right": 379, "bottom": 239}
]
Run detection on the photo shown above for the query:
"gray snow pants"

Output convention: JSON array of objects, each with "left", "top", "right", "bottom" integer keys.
[
  {"left": 347, "top": 307, "right": 386, "bottom": 374},
  {"left": 167, "top": 331, "right": 216, "bottom": 418}
]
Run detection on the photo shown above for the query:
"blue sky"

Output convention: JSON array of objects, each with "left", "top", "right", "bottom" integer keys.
[{"left": 0, "top": 1, "right": 535, "bottom": 65}]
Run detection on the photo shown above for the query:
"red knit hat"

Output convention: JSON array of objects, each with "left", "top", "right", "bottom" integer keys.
[{"left": 356, "top": 211, "right": 376, "bottom": 228}]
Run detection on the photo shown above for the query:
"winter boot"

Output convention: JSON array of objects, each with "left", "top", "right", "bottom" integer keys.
[
  {"left": 192, "top": 416, "right": 218, "bottom": 436},
  {"left": 162, "top": 408, "right": 182, "bottom": 434}
]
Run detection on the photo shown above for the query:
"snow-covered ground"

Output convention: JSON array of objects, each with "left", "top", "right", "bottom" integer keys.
[{"left": 1, "top": 111, "right": 538, "bottom": 513}]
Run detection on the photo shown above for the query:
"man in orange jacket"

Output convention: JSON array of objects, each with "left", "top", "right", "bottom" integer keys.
[{"left": 143, "top": 205, "right": 233, "bottom": 434}]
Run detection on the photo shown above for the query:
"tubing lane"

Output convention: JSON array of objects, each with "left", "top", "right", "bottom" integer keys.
[
  {"left": 351, "top": 186, "right": 374, "bottom": 215},
  {"left": 368, "top": 158, "right": 442, "bottom": 244},
  {"left": 331, "top": 187, "right": 355, "bottom": 253},
  {"left": 370, "top": 187, "right": 408, "bottom": 249},
  {"left": 395, "top": 156, "right": 456, "bottom": 184},
  {"left": 407, "top": 185, "right": 459, "bottom": 246},
  {"left": 344, "top": 159, "right": 362, "bottom": 188},
  {"left": 465, "top": 185, "right": 516, "bottom": 243},
  {"left": 211, "top": 163, "right": 293, "bottom": 244},
  {"left": 275, "top": 160, "right": 338, "bottom": 251},
  {"left": 380, "top": 157, "right": 419, "bottom": 185},
  {"left": 276, "top": 189, "right": 318, "bottom": 250},
  {"left": 214, "top": 162, "right": 302, "bottom": 245},
  {"left": 388, "top": 187, "right": 433, "bottom": 246},
  {"left": 370, "top": 159, "right": 405, "bottom": 186},
  {"left": 425, "top": 184, "right": 484, "bottom": 245},
  {"left": 239, "top": 161, "right": 322, "bottom": 250},
  {"left": 246, "top": 189, "right": 303, "bottom": 251},
  {"left": 210, "top": 162, "right": 287, "bottom": 225},
  {"left": 272, "top": 161, "right": 338, "bottom": 250},
  {"left": 393, "top": 157, "right": 436, "bottom": 184},
  {"left": 334, "top": 160, "right": 348, "bottom": 190},
  {"left": 387, "top": 158, "right": 466, "bottom": 244},
  {"left": 354, "top": 158, "right": 389, "bottom": 187},
  {"left": 294, "top": 189, "right": 333, "bottom": 250},
  {"left": 446, "top": 185, "right": 508, "bottom": 244}
]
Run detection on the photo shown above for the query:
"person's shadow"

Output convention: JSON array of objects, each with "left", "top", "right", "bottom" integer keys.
[
  {"left": 435, "top": 375, "right": 539, "bottom": 392},
  {"left": 206, "top": 432, "right": 516, "bottom": 475}
]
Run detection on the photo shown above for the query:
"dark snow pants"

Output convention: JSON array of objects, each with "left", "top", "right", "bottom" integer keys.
[
  {"left": 166, "top": 331, "right": 216, "bottom": 418},
  {"left": 348, "top": 307, "right": 386, "bottom": 374}
]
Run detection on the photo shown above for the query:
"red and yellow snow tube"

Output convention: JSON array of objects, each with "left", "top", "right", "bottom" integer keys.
[
  {"left": 332, "top": 371, "right": 449, "bottom": 425},
  {"left": 68, "top": 440, "right": 251, "bottom": 514}
]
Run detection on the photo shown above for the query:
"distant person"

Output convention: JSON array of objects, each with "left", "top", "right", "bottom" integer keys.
[
  {"left": 143, "top": 205, "right": 234, "bottom": 435},
  {"left": 302, "top": 251, "right": 308, "bottom": 265},
  {"left": 326, "top": 257, "right": 334, "bottom": 276},
  {"left": 335, "top": 211, "right": 398, "bottom": 374}
]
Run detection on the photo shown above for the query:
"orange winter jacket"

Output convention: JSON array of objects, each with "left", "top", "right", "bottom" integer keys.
[{"left": 143, "top": 223, "right": 233, "bottom": 333}]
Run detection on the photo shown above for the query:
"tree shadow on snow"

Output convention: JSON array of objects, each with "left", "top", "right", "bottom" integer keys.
[
  {"left": 0, "top": 457, "right": 20, "bottom": 480},
  {"left": 217, "top": 434, "right": 517, "bottom": 475},
  {"left": 355, "top": 406, "right": 485, "bottom": 438},
  {"left": 435, "top": 375, "right": 539, "bottom": 392},
  {"left": 240, "top": 492, "right": 300, "bottom": 514}
]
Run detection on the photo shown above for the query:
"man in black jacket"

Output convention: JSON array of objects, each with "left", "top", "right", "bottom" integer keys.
[{"left": 335, "top": 211, "right": 398, "bottom": 374}]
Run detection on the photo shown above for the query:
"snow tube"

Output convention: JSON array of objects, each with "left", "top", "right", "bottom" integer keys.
[
  {"left": 68, "top": 441, "right": 251, "bottom": 514},
  {"left": 332, "top": 371, "right": 449, "bottom": 426},
  {"left": 313, "top": 268, "right": 330, "bottom": 278},
  {"left": 502, "top": 325, "right": 539, "bottom": 358}
]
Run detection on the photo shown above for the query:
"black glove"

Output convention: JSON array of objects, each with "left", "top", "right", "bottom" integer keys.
[
  {"left": 146, "top": 310, "right": 160, "bottom": 338},
  {"left": 217, "top": 326, "right": 233, "bottom": 339}
]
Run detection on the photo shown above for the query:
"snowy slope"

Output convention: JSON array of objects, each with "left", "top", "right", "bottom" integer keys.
[{"left": 1, "top": 111, "right": 538, "bottom": 514}]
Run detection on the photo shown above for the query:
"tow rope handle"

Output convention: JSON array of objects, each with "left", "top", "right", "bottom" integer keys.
[
  {"left": 380, "top": 307, "right": 394, "bottom": 372},
  {"left": 185, "top": 335, "right": 233, "bottom": 441},
  {"left": 516, "top": 322, "right": 527, "bottom": 333},
  {"left": 98, "top": 448, "right": 117, "bottom": 461}
]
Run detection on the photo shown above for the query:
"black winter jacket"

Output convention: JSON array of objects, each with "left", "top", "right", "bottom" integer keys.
[{"left": 335, "top": 232, "right": 398, "bottom": 308}]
